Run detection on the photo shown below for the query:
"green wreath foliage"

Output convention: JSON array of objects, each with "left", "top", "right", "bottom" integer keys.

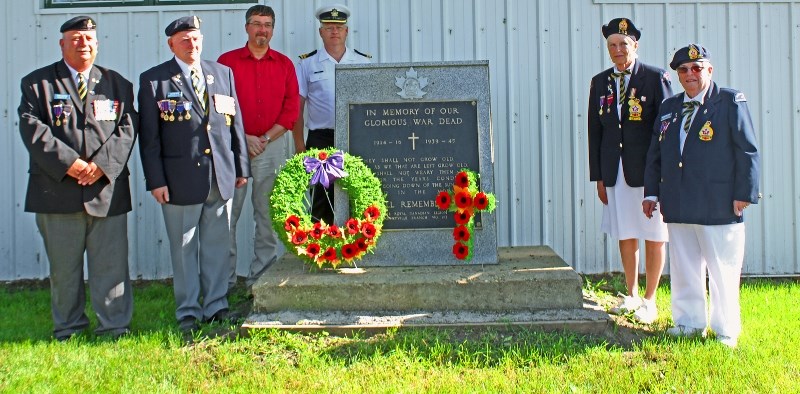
[{"left": 270, "top": 148, "right": 388, "bottom": 268}]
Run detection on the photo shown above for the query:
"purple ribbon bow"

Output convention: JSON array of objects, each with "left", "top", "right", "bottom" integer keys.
[{"left": 304, "top": 151, "right": 348, "bottom": 188}]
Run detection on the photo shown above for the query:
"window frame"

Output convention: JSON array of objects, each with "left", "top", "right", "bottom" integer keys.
[{"left": 44, "top": 0, "right": 255, "bottom": 9}]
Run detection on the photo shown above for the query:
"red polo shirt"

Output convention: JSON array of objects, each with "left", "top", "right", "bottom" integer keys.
[{"left": 217, "top": 45, "right": 300, "bottom": 136}]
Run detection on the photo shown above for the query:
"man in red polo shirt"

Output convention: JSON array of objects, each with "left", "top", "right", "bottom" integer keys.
[{"left": 218, "top": 4, "right": 300, "bottom": 290}]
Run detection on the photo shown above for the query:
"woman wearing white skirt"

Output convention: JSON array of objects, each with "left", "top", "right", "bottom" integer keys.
[{"left": 588, "top": 18, "right": 672, "bottom": 323}]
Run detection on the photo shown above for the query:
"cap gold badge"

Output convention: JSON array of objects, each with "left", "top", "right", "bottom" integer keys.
[
  {"left": 688, "top": 45, "right": 700, "bottom": 60},
  {"left": 618, "top": 19, "right": 628, "bottom": 35}
]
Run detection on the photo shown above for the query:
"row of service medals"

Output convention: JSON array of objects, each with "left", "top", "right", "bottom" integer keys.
[
  {"left": 52, "top": 104, "right": 73, "bottom": 126},
  {"left": 599, "top": 85, "right": 643, "bottom": 122},
  {"left": 158, "top": 100, "right": 193, "bottom": 121}
]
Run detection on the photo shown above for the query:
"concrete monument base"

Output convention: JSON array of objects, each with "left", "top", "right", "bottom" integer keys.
[{"left": 243, "top": 246, "right": 609, "bottom": 335}]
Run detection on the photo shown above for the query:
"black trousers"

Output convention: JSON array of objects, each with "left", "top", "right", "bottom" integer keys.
[{"left": 306, "top": 129, "right": 335, "bottom": 224}]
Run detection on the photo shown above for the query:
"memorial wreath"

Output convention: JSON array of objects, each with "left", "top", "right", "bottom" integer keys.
[
  {"left": 435, "top": 169, "right": 496, "bottom": 260},
  {"left": 271, "top": 148, "right": 388, "bottom": 269}
]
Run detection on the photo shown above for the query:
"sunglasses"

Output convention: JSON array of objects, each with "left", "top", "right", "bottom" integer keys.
[{"left": 677, "top": 65, "right": 705, "bottom": 74}]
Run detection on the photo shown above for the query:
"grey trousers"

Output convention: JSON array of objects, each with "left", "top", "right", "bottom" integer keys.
[
  {"left": 36, "top": 212, "right": 132, "bottom": 339},
  {"left": 161, "top": 182, "right": 232, "bottom": 322},
  {"left": 229, "top": 143, "right": 283, "bottom": 289}
]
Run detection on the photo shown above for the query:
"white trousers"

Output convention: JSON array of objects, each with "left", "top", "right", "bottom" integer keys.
[{"left": 667, "top": 222, "right": 745, "bottom": 338}]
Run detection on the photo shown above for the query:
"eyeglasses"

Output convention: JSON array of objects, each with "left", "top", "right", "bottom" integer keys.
[
  {"left": 677, "top": 65, "right": 705, "bottom": 74},
  {"left": 322, "top": 25, "right": 346, "bottom": 32},
  {"left": 248, "top": 22, "right": 273, "bottom": 29}
]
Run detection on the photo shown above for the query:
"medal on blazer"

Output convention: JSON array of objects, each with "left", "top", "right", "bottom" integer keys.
[
  {"left": 183, "top": 101, "right": 192, "bottom": 120},
  {"left": 599, "top": 96, "right": 605, "bottom": 115},
  {"left": 699, "top": 121, "right": 714, "bottom": 141},
  {"left": 52, "top": 104, "right": 63, "bottom": 126},
  {"left": 627, "top": 88, "right": 642, "bottom": 121},
  {"left": 176, "top": 102, "right": 185, "bottom": 121},
  {"left": 92, "top": 99, "right": 118, "bottom": 121},
  {"left": 62, "top": 104, "right": 73, "bottom": 126},
  {"left": 606, "top": 85, "right": 614, "bottom": 113},
  {"left": 158, "top": 100, "right": 168, "bottom": 120},
  {"left": 167, "top": 100, "right": 177, "bottom": 121},
  {"left": 659, "top": 120, "right": 670, "bottom": 142},
  {"left": 213, "top": 94, "right": 236, "bottom": 126}
]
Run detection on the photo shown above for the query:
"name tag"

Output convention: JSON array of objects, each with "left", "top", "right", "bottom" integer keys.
[
  {"left": 54, "top": 93, "right": 71, "bottom": 100},
  {"left": 660, "top": 114, "right": 671, "bottom": 121},
  {"left": 213, "top": 94, "right": 236, "bottom": 116},
  {"left": 167, "top": 91, "right": 183, "bottom": 98}
]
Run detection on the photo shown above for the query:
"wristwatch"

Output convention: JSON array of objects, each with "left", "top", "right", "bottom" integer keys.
[{"left": 265, "top": 134, "right": 272, "bottom": 144}]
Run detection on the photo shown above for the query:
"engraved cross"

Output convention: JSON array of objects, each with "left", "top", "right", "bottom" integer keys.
[{"left": 408, "top": 132, "right": 419, "bottom": 150}]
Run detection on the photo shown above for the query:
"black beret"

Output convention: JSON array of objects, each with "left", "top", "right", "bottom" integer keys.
[
  {"left": 670, "top": 44, "right": 711, "bottom": 70},
  {"left": 164, "top": 16, "right": 202, "bottom": 36},
  {"left": 60, "top": 16, "right": 96, "bottom": 33},
  {"left": 316, "top": 4, "right": 350, "bottom": 23},
  {"left": 602, "top": 18, "right": 640, "bottom": 41}
]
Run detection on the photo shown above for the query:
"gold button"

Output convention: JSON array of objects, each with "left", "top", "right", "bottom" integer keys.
[
  {"left": 679, "top": 162, "right": 683, "bottom": 168},
  {"left": 197, "top": 163, "right": 201, "bottom": 167},
  {"left": 618, "top": 124, "right": 622, "bottom": 129},
  {"left": 619, "top": 143, "right": 623, "bottom": 148},
  {"left": 206, "top": 125, "right": 211, "bottom": 131},
  {"left": 204, "top": 149, "right": 211, "bottom": 154}
]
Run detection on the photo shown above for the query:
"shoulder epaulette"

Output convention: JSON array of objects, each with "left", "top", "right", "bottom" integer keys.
[
  {"left": 299, "top": 50, "right": 317, "bottom": 60},
  {"left": 354, "top": 49, "right": 372, "bottom": 59}
]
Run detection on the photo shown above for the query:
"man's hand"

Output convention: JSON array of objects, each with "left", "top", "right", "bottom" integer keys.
[
  {"left": 68, "top": 159, "right": 104, "bottom": 186},
  {"left": 66, "top": 158, "right": 89, "bottom": 179},
  {"left": 596, "top": 180, "right": 608, "bottom": 205},
  {"left": 151, "top": 186, "right": 170, "bottom": 204},
  {"left": 235, "top": 177, "right": 248, "bottom": 189},
  {"left": 734, "top": 200, "right": 751, "bottom": 217},
  {"left": 642, "top": 200, "right": 658, "bottom": 219},
  {"left": 246, "top": 134, "right": 267, "bottom": 158}
]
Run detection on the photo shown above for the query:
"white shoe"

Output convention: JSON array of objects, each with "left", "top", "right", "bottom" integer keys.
[
  {"left": 632, "top": 300, "right": 657, "bottom": 324},
  {"left": 717, "top": 335, "right": 738, "bottom": 348},
  {"left": 666, "top": 325, "right": 705, "bottom": 337},
  {"left": 609, "top": 295, "right": 642, "bottom": 315}
]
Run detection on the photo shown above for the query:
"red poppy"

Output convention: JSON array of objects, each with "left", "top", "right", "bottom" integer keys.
[
  {"left": 318, "top": 151, "right": 328, "bottom": 160},
  {"left": 323, "top": 247, "right": 337, "bottom": 261},
  {"left": 356, "top": 237, "right": 369, "bottom": 251},
  {"left": 435, "top": 191, "right": 452, "bottom": 210},
  {"left": 364, "top": 206, "right": 381, "bottom": 221},
  {"left": 361, "top": 222, "right": 377, "bottom": 239},
  {"left": 291, "top": 230, "right": 308, "bottom": 245},
  {"left": 453, "top": 242, "right": 469, "bottom": 260},
  {"left": 454, "top": 191, "right": 473, "bottom": 209},
  {"left": 310, "top": 222, "right": 325, "bottom": 239},
  {"left": 306, "top": 243, "right": 321, "bottom": 257},
  {"left": 453, "top": 225, "right": 471, "bottom": 241},
  {"left": 455, "top": 171, "right": 470, "bottom": 188},
  {"left": 474, "top": 192, "right": 488, "bottom": 210},
  {"left": 327, "top": 224, "right": 342, "bottom": 238},
  {"left": 454, "top": 211, "right": 471, "bottom": 225},
  {"left": 284, "top": 215, "right": 300, "bottom": 231},
  {"left": 345, "top": 218, "right": 360, "bottom": 235},
  {"left": 342, "top": 243, "right": 358, "bottom": 259}
]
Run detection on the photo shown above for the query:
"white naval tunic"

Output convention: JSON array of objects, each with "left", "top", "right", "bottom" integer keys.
[{"left": 295, "top": 46, "right": 372, "bottom": 130}]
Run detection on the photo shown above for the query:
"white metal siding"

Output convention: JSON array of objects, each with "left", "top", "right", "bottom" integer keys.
[{"left": 2, "top": 0, "right": 798, "bottom": 280}]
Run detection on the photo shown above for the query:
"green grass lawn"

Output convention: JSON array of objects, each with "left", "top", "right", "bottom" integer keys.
[{"left": 0, "top": 277, "right": 798, "bottom": 393}]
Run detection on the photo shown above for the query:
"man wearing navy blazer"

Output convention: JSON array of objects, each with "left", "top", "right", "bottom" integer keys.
[
  {"left": 588, "top": 18, "right": 673, "bottom": 323},
  {"left": 19, "top": 16, "right": 137, "bottom": 341},
  {"left": 643, "top": 44, "right": 760, "bottom": 347},
  {"left": 138, "top": 16, "right": 250, "bottom": 333}
]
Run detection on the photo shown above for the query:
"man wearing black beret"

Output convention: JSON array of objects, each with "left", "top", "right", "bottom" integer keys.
[
  {"left": 587, "top": 18, "right": 673, "bottom": 324},
  {"left": 643, "top": 44, "right": 760, "bottom": 348},
  {"left": 138, "top": 16, "right": 250, "bottom": 333},
  {"left": 18, "top": 15, "right": 137, "bottom": 340}
]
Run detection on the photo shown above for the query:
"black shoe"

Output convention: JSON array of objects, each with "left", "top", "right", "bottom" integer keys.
[
  {"left": 109, "top": 328, "right": 131, "bottom": 340},
  {"left": 178, "top": 316, "right": 199, "bottom": 333},
  {"left": 205, "top": 308, "right": 243, "bottom": 324}
]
